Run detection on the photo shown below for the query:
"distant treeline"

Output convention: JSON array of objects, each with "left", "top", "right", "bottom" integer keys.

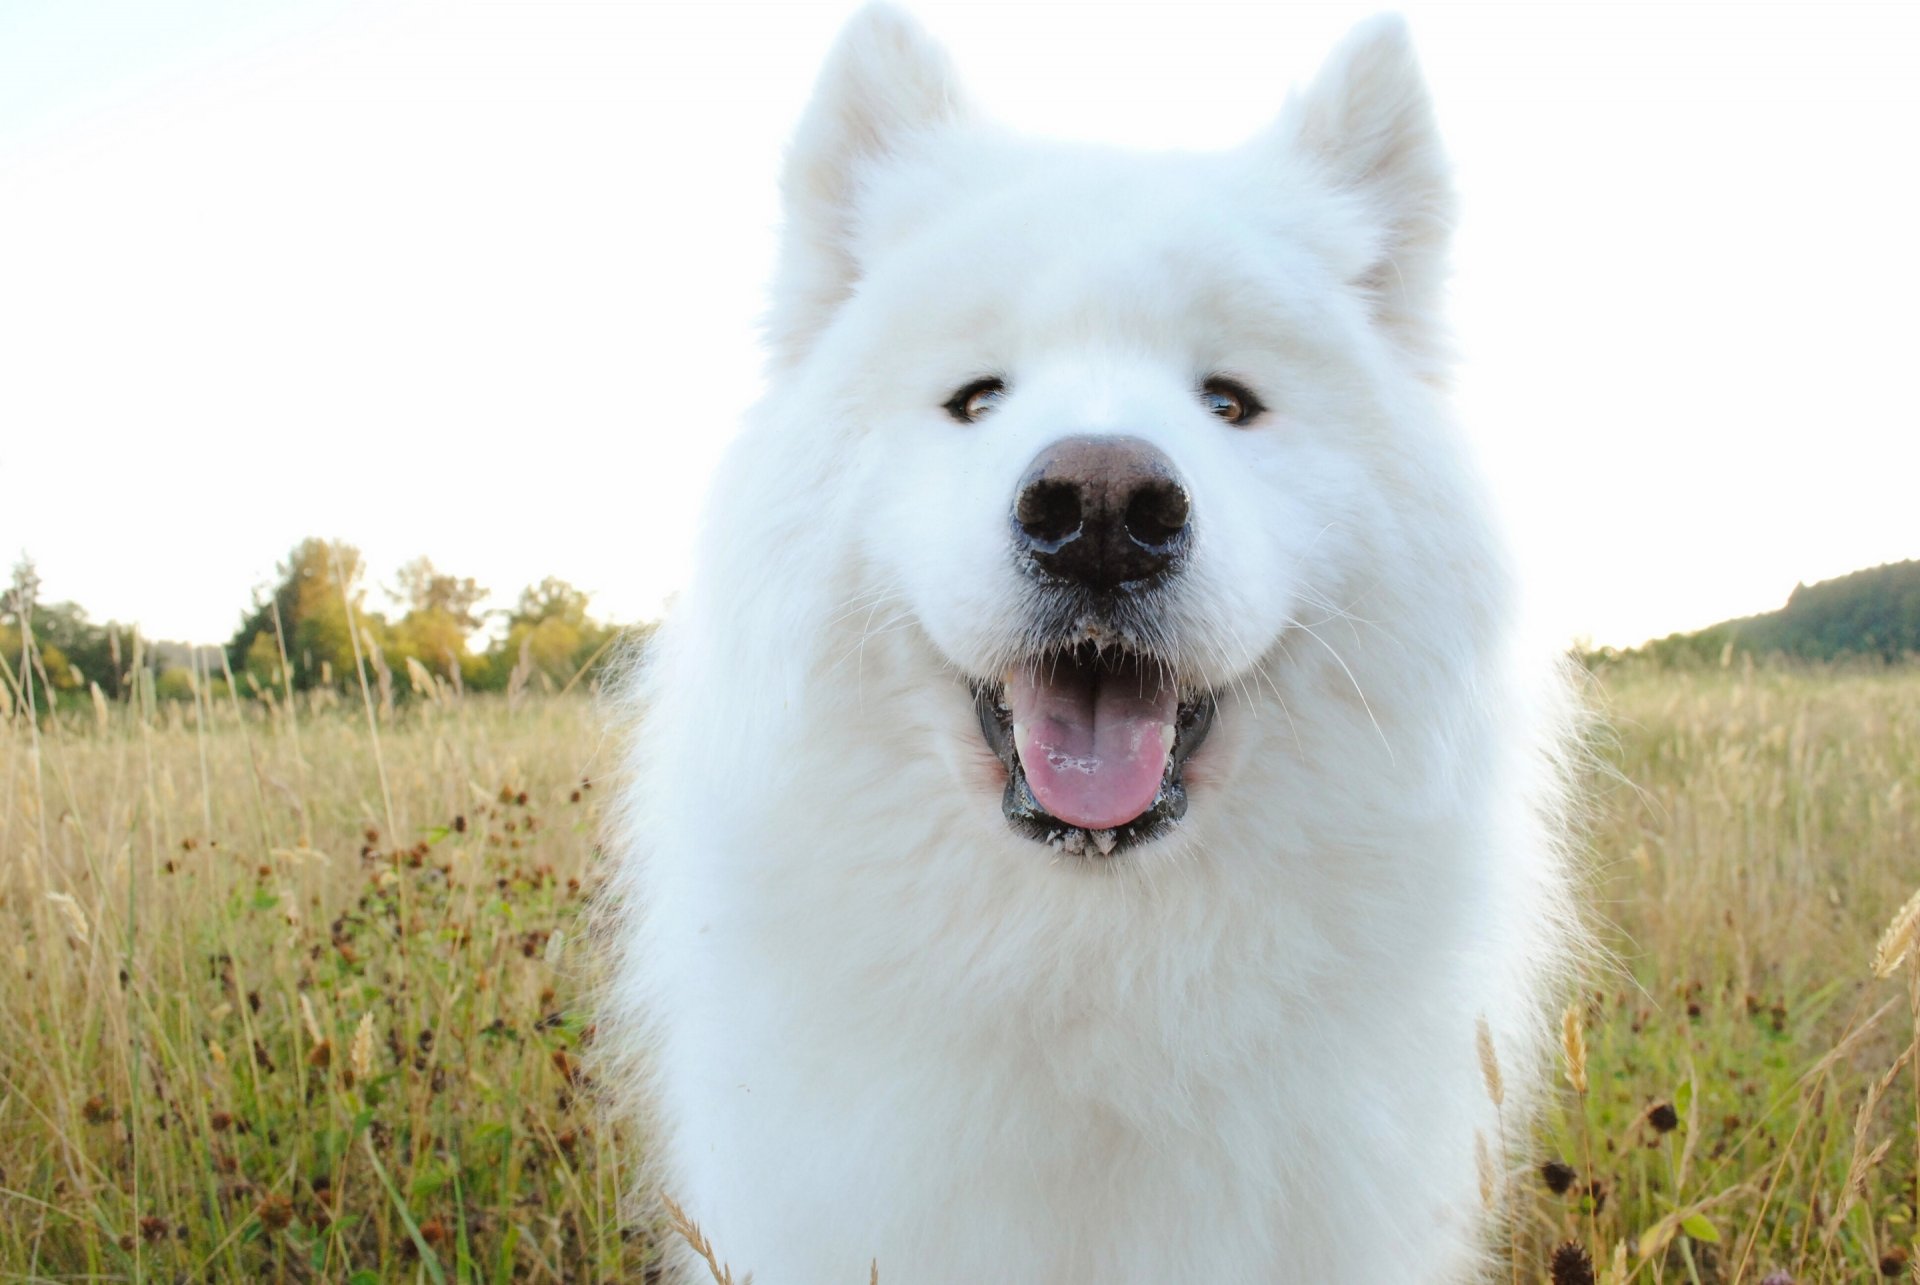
[
  {"left": 1592, "top": 560, "right": 1920, "bottom": 667},
  {"left": 1, "top": 540, "right": 649, "bottom": 708}
]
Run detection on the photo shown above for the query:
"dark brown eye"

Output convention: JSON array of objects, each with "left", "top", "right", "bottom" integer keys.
[
  {"left": 1201, "top": 377, "right": 1263, "bottom": 426},
  {"left": 944, "top": 377, "right": 1006, "bottom": 424}
]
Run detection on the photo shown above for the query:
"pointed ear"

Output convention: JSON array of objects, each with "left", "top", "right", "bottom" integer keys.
[
  {"left": 1279, "top": 15, "right": 1453, "bottom": 344},
  {"left": 766, "top": 3, "right": 967, "bottom": 367}
]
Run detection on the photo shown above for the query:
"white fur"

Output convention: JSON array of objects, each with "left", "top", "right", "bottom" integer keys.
[{"left": 602, "top": 7, "right": 1578, "bottom": 1282}]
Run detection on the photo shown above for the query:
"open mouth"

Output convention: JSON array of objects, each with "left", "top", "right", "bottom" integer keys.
[{"left": 972, "top": 642, "right": 1214, "bottom": 857}]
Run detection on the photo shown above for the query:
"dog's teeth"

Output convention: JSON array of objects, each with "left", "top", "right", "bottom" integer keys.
[
  {"left": 1012, "top": 722, "right": 1031, "bottom": 761},
  {"left": 1092, "top": 829, "right": 1117, "bottom": 856},
  {"left": 1159, "top": 723, "right": 1176, "bottom": 755}
]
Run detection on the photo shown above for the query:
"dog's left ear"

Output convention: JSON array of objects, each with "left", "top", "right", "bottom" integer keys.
[
  {"left": 766, "top": 3, "right": 967, "bottom": 367},
  {"left": 1273, "top": 14, "right": 1454, "bottom": 346}
]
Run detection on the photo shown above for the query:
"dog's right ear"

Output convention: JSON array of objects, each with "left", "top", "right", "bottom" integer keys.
[
  {"left": 766, "top": 3, "right": 966, "bottom": 367},
  {"left": 1266, "top": 15, "right": 1454, "bottom": 358}
]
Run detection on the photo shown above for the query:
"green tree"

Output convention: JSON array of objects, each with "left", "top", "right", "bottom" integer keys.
[
  {"left": 387, "top": 558, "right": 488, "bottom": 684},
  {"left": 1622, "top": 560, "right": 1920, "bottom": 666},
  {"left": 227, "top": 539, "right": 387, "bottom": 690},
  {"left": 1, "top": 559, "right": 35, "bottom": 707},
  {"left": 2, "top": 559, "right": 134, "bottom": 701},
  {"left": 482, "top": 577, "right": 616, "bottom": 690}
]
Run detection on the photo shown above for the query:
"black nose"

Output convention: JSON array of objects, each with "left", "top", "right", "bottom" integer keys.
[{"left": 1012, "top": 435, "right": 1191, "bottom": 591}]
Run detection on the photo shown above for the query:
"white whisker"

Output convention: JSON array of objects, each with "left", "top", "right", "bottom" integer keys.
[{"left": 1287, "top": 616, "right": 1393, "bottom": 764}]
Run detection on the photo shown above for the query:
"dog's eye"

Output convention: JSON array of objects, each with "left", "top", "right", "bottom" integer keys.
[
  {"left": 1201, "top": 377, "right": 1264, "bottom": 427},
  {"left": 944, "top": 378, "right": 1006, "bottom": 424}
]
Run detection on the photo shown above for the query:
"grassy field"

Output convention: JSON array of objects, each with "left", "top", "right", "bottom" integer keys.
[{"left": 3, "top": 658, "right": 1919, "bottom": 1282}]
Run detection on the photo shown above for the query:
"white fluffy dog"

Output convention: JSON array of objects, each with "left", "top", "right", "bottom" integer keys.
[{"left": 604, "top": 6, "right": 1577, "bottom": 1281}]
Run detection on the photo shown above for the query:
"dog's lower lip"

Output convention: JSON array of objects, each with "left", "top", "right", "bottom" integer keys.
[{"left": 972, "top": 645, "right": 1213, "bottom": 857}]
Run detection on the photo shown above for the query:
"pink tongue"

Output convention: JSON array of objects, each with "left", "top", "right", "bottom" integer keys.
[{"left": 1007, "top": 660, "right": 1178, "bottom": 832}]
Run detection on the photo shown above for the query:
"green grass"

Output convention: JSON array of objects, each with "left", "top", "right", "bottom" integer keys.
[{"left": 4, "top": 658, "right": 1919, "bottom": 1282}]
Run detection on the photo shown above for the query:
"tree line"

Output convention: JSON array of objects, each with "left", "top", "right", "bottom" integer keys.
[
  {"left": 1590, "top": 559, "right": 1920, "bottom": 667},
  {"left": 2, "top": 539, "right": 641, "bottom": 709}
]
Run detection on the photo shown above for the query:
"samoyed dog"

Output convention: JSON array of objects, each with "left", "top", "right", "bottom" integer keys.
[{"left": 604, "top": 6, "right": 1576, "bottom": 1281}]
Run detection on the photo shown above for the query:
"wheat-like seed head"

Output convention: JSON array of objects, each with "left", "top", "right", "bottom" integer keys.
[
  {"left": 661, "top": 1192, "right": 738, "bottom": 1285},
  {"left": 350, "top": 1011, "right": 376, "bottom": 1085},
  {"left": 1871, "top": 885, "right": 1920, "bottom": 977},
  {"left": 298, "top": 993, "right": 323, "bottom": 1045},
  {"left": 1476, "top": 1015, "right": 1504, "bottom": 1108},
  {"left": 1562, "top": 1004, "right": 1589, "bottom": 1095},
  {"left": 1826, "top": 1136, "right": 1893, "bottom": 1238},
  {"left": 45, "top": 892, "right": 89, "bottom": 946},
  {"left": 1474, "top": 1129, "right": 1495, "bottom": 1210},
  {"left": 404, "top": 655, "right": 438, "bottom": 700}
]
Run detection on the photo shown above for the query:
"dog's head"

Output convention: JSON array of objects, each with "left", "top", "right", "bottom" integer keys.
[{"left": 758, "top": 6, "right": 1486, "bottom": 858}]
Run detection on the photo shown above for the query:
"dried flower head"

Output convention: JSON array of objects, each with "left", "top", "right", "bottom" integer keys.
[
  {"left": 1648, "top": 1101, "right": 1679, "bottom": 1133},
  {"left": 255, "top": 1193, "right": 294, "bottom": 1232},
  {"left": 551, "top": 1049, "right": 582, "bottom": 1085},
  {"left": 1540, "top": 1159, "right": 1578, "bottom": 1195},
  {"left": 1550, "top": 1239, "right": 1597, "bottom": 1285}
]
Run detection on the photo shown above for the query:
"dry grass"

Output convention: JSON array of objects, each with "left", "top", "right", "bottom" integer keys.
[
  {"left": 3, "top": 656, "right": 1918, "bottom": 1281},
  {"left": 0, "top": 676, "right": 642, "bottom": 1282},
  {"left": 1517, "top": 658, "right": 1920, "bottom": 1282}
]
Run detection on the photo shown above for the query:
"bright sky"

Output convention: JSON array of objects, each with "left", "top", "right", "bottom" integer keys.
[{"left": 3, "top": 0, "right": 1915, "bottom": 649}]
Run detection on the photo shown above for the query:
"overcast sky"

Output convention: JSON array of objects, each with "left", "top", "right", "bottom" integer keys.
[{"left": 2, "top": 0, "right": 1915, "bottom": 648}]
